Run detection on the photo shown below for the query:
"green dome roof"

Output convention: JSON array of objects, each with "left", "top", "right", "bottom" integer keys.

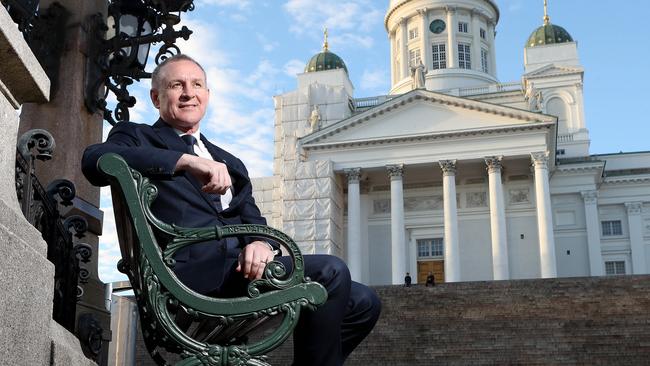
[
  {"left": 526, "top": 23, "right": 574, "bottom": 47},
  {"left": 304, "top": 50, "right": 348, "bottom": 74}
]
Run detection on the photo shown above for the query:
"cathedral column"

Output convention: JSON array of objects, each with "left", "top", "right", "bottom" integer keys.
[
  {"left": 440, "top": 160, "right": 460, "bottom": 282},
  {"left": 485, "top": 156, "right": 509, "bottom": 280},
  {"left": 387, "top": 164, "right": 406, "bottom": 284},
  {"left": 445, "top": 6, "right": 457, "bottom": 68},
  {"left": 531, "top": 152, "right": 557, "bottom": 278},
  {"left": 487, "top": 19, "right": 497, "bottom": 78},
  {"left": 418, "top": 8, "right": 430, "bottom": 70},
  {"left": 471, "top": 9, "right": 482, "bottom": 72},
  {"left": 625, "top": 202, "right": 646, "bottom": 274},
  {"left": 389, "top": 30, "right": 396, "bottom": 85},
  {"left": 400, "top": 17, "right": 409, "bottom": 80},
  {"left": 581, "top": 190, "right": 603, "bottom": 276},
  {"left": 345, "top": 168, "right": 362, "bottom": 282}
]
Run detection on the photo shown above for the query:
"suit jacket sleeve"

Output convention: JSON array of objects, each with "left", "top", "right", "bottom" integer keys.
[{"left": 82, "top": 122, "right": 183, "bottom": 186}]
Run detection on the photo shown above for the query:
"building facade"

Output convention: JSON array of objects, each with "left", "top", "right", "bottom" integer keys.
[{"left": 252, "top": 0, "right": 650, "bottom": 285}]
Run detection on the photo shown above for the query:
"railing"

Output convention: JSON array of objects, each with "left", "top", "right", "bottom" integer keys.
[
  {"left": 15, "top": 129, "right": 91, "bottom": 336},
  {"left": 352, "top": 82, "right": 522, "bottom": 114},
  {"left": 439, "top": 82, "right": 523, "bottom": 97},
  {"left": 557, "top": 134, "right": 574, "bottom": 143},
  {"left": 353, "top": 94, "right": 399, "bottom": 111}
]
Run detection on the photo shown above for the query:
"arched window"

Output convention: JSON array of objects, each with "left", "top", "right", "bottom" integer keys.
[{"left": 546, "top": 97, "right": 569, "bottom": 133}]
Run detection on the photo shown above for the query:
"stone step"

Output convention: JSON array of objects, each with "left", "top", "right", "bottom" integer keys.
[{"left": 266, "top": 274, "right": 650, "bottom": 365}]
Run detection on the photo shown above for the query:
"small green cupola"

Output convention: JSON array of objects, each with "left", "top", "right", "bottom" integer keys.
[
  {"left": 304, "top": 28, "right": 348, "bottom": 74},
  {"left": 526, "top": 0, "right": 574, "bottom": 47}
]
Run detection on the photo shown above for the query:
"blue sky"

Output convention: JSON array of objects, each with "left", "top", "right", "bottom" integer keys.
[{"left": 97, "top": 0, "right": 650, "bottom": 283}]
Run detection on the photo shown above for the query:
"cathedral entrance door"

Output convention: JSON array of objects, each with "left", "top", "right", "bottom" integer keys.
[{"left": 417, "top": 260, "right": 444, "bottom": 284}]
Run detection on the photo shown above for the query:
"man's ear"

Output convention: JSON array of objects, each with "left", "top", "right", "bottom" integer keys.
[{"left": 150, "top": 89, "right": 160, "bottom": 109}]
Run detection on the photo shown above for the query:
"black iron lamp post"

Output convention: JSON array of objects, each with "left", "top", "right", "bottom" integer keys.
[
  {"left": 1, "top": 0, "right": 39, "bottom": 32},
  {"left": 85, "top": 0, "right": 194, "bottom": 125}
]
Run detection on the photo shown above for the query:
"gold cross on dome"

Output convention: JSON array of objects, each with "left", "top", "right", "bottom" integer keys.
[
  {"left": 543, "top": 0, "right": 550, "bottom": 25},
  {"left": 323, "top": 27, "right": 329, "bottom": 51}
]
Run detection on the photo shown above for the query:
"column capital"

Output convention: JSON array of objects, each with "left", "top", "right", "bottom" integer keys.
[
  {"left": 445, "top": 5, "right": 457, "bottom": 14},
  {"left": 471, "top": 8, "right": 483, "bottom": 17},
  {"left": 399, "top": 17, "right": 408, "bottom": 26},
  {"left": 484, "top": 156, "right": 503, "bottom": 174},
  {"left": 580, "top": 190, "right": 598, "bottom": 204},
  {"left": 386, "top": 164, "right": 404, "bottom": 179},
  {"left": 531, "top": 151, "right": 549, "bottom": 169},
  {"left": 625, "top": 202, "right": 643, "bottom": 215},
  {"left": 416, "top": 7, "right": 428, "bottom": 16},
  {"left": 344, "top": 168, "right": 362, "bottom": 183},
  {"left": 439, "top": 160, "right": 457, "bottom": 176}
]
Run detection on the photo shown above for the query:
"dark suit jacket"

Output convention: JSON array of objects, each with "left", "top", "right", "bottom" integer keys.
[{"left": 82, "top": 119, "right": 271, "bottom": 294}]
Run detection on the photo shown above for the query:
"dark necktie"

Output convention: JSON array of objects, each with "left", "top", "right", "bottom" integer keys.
[
  {"left": 180, "top": 134, "right": 223, "bottom": 212},
  {"left": 181, "top": 134, "right": 198, "bottom": 155}
]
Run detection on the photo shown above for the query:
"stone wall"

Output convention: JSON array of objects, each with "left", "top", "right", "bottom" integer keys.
[{"left": 0, "top": 6, "right": 95, "bottom": 366}]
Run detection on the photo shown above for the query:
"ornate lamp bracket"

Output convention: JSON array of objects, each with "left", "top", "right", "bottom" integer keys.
[{"left": 84, "top": 0, "right": 195, "bottom": 125}]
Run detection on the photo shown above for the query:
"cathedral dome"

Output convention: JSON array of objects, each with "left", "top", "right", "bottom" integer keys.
[
  {"left": 526, "top": 22, "right": 573, "bottom": 47},
  {"left": 304, "top": 50, "right": 348, "bottom": 74},
  {"left": 304, "top": 28, "right": 348, "bottom": 74}
]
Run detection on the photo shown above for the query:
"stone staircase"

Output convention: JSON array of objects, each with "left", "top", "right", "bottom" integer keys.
[{"left": 266, "top": 275, "right": 650, "bottom": 365}]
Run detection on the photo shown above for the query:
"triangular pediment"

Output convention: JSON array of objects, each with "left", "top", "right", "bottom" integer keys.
[
  {"left": 524, "top": 63, "right": 584, "bottom": 79},
  {"left": 301, "top": 89, "right": 555, "bottom": 147}
]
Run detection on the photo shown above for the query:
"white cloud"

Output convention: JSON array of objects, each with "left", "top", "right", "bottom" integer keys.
[
  {"left": 197, "top": 0, "right": 251, "bottom": 10},
  {"left": 246, "top": 60, "right": 281, "bottom": 91},
  {"left": 195, "top": 0, "right": 251, "bottom": 22},
  {"left": 283, "top": 0, "right": 382, "bottom": 50},
  {"left": 360, "top": 68, "right": 389, "bottom": 92},
  {"left": 330, "top": 33, "right": 374, "bottom": 49},
  {"left": 257, "top": 33, "right": 279, "bottom": 53},
  {"left": 171, "top": 19, "right": 230, "bottom": 69},
  {"left": 283, "top": 59, "right": 306, "bottom": 77}
]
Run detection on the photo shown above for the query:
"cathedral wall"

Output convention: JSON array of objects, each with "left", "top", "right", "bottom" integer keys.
[
  {"left": 251, "top": 176, "right": 279, "bottom": 228},
  {"left": 367, "top": 223, "right": 392, "bottom": 285},
  {"left": 506, "top": 215, "right": 541, "bottom": 279},
  {"left": 524, "top": 42, "right": 580, "bottom": 72},
  {"left": 457, "top": 217, "right": 492, "bottom": 280},
  {"left": 307, "top": 83, "right": 352, "bottom": 128},
  {"left": 555, "top": 234, "right": 590, "bottom": 277}
]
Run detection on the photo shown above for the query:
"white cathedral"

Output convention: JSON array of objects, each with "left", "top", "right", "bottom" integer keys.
[{"left": 251, "top": 0, "right": 650, "bottom": 285}]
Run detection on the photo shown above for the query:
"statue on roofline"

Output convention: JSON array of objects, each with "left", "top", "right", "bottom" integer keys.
[
  {"left": 310, "top": 105, "right": 321, "bottom": 131},
  {"left": 410, "top": 60, "right": 426, "bottom": 89}
]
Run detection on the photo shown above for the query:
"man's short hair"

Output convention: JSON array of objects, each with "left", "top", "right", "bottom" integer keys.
[{"left": 151, "top": 54, "right": 207, "bottom": 90}]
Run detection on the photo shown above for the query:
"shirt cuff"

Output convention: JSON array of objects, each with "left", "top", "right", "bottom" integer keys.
[{"left": 261, "top": 241, "right": 281, "bottom": 256}]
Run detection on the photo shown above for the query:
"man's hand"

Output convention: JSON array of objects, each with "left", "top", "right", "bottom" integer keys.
[
  {"left": 236, "top": 241, "right": 275, "bottom": 280},
  {"left": 175, "top": 153, "right": 232, "bottom": 194}
]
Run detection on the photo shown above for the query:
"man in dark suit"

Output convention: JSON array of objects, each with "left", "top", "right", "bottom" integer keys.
[{"left": 82, "top": 54, "right": 380, "bottom": 365}]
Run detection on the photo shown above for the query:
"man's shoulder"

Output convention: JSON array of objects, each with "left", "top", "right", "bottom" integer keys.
[
  {"left": 107, "top": 121, "right": 165, "bottom": 140},
  {"left": 109, "top": 121, "right": 156, "bottom": 132}
]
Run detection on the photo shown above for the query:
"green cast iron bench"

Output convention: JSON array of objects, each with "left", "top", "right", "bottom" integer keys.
[{"left": 98, "top": 153, "right": 327, "bottom": 365}]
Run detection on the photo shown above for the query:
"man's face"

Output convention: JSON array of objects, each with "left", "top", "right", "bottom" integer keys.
[{"left": 150, "top": 60, "right": 209, "bottom": 132}]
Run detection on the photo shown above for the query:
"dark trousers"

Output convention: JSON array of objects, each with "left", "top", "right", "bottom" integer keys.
[{"left": 218, "top": 254, "right": 381, "bottom": 366}]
